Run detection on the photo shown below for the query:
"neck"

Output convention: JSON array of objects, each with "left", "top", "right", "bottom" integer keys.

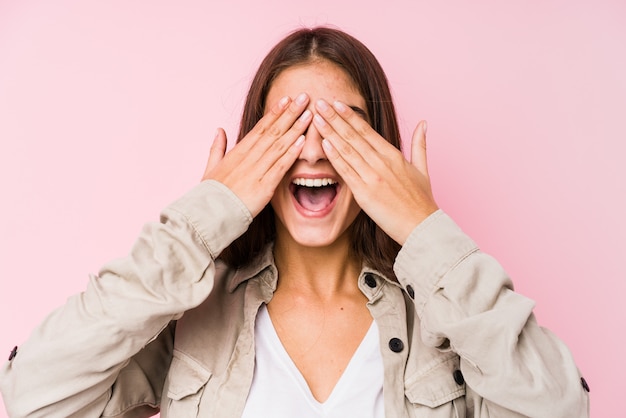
[{"left": 273, "top": 227, "right": 361, "bottom": 299}]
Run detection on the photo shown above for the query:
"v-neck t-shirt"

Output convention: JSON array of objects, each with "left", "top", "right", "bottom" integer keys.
[{"left": 241, "top": 304, "right": 385, "bottom": 418}]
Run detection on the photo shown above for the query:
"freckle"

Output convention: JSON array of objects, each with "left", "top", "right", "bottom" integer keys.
[{"left": 340, "top": 307, "right": 344, "bottom": 310}]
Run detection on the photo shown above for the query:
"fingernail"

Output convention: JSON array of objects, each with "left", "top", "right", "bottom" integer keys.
[
  {"left": 296, "top": 93, "right": 308, "bottom": 105},
  {"left": 299, "top": 109, "right": 312, "bottom": 122},
  {"left": 322, "top": 139, "right": 333, "bottom": 153},
  {"left": 333, "top": 100, "right": 347, "bottom": 113},
  {"left": 423, "top": 120, "right": 428, "bottom": 134},
  {"left": 313, "top": 114, "right": 326, "bottom": 126},
  {"left": 279, "top": 96, "right": 290, "bottom": 108},
  {"left": 316, "top": 99, "right": 329, "bottom": 112},
  {"left": 295, "top": 135, "right": 305, "bottom": 147},
  {"left": 214, "top": 129, "right": 220, "bottom": 139}
]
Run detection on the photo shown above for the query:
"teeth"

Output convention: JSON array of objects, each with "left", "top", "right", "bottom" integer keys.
[{"left": 292, "top": 178, "right": 337, "bottom": 187}]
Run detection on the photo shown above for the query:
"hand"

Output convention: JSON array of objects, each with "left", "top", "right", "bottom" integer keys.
[
  {"left": 202, "top": 93, "right": 312, "bottom": 217},
  {"left": 313, "top": 99, "right": 438, "bottom": 245}
]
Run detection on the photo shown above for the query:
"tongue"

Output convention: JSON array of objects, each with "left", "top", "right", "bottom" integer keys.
[{"left": 295, "top": 186, "right": 336, "bottom": 212}]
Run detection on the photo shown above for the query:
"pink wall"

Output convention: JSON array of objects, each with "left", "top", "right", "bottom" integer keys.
[{"left": 1, "top": 1, "right": 624, "bottom": 416}]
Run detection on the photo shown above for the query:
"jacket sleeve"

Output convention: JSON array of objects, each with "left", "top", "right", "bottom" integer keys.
[
  {"left": 393, "top": 210, "right": 590, "bottom": 418},
  {"left": 0, "top": 180, "right": 252, "bottom": 418}
]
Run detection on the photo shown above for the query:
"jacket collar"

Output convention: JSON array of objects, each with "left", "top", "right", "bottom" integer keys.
[
  {"left": 225, "top": 242, "right": 401, "bottom": 295},
  {"left": 226, "top": 243, "right": 277, "bottom": 293}
]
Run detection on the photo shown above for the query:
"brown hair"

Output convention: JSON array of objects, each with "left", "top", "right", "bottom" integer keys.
[{"left": 219, "top": 26, "right": 402, "bottom": 280}]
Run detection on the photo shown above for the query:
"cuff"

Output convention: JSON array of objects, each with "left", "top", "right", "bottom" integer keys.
[
  {"left": 166, "top": 180, "right": 253, "bottom": 258},
  {"left": 394, "top": 210, "right": 478, "bottom": 315}
]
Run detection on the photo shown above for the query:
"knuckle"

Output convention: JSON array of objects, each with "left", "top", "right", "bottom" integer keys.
[
  {"left": 338, "top": 142, "right": 353, "bottom": 156},
  {"left": 286, "top": 103, "right": 301, "bottom": 117},
  {"left": 343, "top": 129, "right": 360, "bottom": 143},
  {"left": 253, "top": 120, "right": 269, "bottom": 136},
  {"left": 267, "top": 124, "right": 283, "bottom": 139},
  {"left": 384, "top": 154, "right": 404, "bottom": 172},
  {"left": 270, "top": 138, "right": 289, "bottom": 154},
  {"left": 355, "top": 124, "right": 370, "bottom": 138},
  {"left": 324, "top": 111, "right": 339, "bottom": 122},
  {"left": 272, "top": 160, "right": 289, "bottom": 173},
  {"left": 269, "top": 103, "right": 284, "bottom": 117},
  {"left": 370, "top": 174, "right": 384, "bottom": 186}
]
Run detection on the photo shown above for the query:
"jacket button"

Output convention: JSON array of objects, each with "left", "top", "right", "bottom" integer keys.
[
  {"left": 453, "top": 369, "right": 465, "bottom": 385},
  {"left": 581, "top": 377, "right": 590, "bottom": 392},
  {"left": 388, "top": 338, "right": 404, "bottom": 353},
  {"left": 364, "top": 274, "right": 377, "bottom": 288},
  {"left": 8, "top": 346, "right": 17, "bottom": 361},
  {"left": 406, "top": 284, "right": 415, "bottom": 299}
]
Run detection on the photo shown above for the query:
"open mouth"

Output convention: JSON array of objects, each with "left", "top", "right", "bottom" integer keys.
[{"left": 290, "top": 178, "right": 338, "bottom": 212}]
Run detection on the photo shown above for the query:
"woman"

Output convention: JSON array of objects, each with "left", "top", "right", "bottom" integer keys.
[{"left": 0, "top": 27, "right": 589, "bottom": 417}]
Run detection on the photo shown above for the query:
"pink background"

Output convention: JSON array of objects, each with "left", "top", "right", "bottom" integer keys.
[{"left": 1, "top": 0, "right": 624, "bottom": 416}]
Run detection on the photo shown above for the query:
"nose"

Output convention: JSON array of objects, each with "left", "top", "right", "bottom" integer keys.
[{"left": 298, "top": 120, "right": 326, "bottom": 164}]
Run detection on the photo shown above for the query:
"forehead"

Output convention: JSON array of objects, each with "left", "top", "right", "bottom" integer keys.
[{"left": 267, "top": 60, "right": 366, "bottom": 108}]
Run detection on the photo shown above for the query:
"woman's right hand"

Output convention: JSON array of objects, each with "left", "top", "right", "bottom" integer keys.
[{"left": 202, "top": 93, "right": 312, "bottom": 217}]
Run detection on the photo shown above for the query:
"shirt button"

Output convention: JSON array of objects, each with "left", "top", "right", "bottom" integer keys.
[
  {"left": 388, "top": 338, "right": 404, "bottom": 353},
  {"left": 364, "top": 274, "right": 377, "bottom": 288},
  {"left": 581, "top": 377, "right": 590, "bottom": 392},
  {"left": 406, "top": 284, "right": 415, "bottom": 299},
  {"left": 8, "top": 346, "right": 17, "bottom": 361},
  {"left": 453, "top": 369, "right": 465, "bottom": 385}
]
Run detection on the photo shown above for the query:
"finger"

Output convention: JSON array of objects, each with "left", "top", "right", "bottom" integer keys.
[
  {"left": 313, "top": 103, "right": 388, "bottom": 185},
  {"left": 410, "top": 120, "right": 429, "bottom": 177},
  {"left": 260, "top": 92, "right": 310, "bottom": 143},
  {"left": 314, "top": 99, "right": 373, "bottom": 154},
  {"left": 262, "top": 134, "right": 306, "bottom": 185},
  {"left": 253, "top": 107, "right": 312, "bottom": 176},
  {"left": 202, "top": 128, "right": 227, "bottom": 180},
  {"left": 314, "top": 100, "right": 402, "bottom": 183},
  {"left": 314, "top": 112, "right": 370, "bottom": 177},
  {"left": 233, "top": 95, "right": 291, "bottom": 155},
  {"left": 263, "top": 95, "right": 292, "bottom": 124},
  {"left": 246, "top": 93, "right": 310, "bottom": 147},
  {"left": 233, "top": 94, "right": 309, "bottom": 172},
  {"left": 320, "top": 99, "right": 398, "bottom": 157},
  {"left": 321, "top": 138, "right": 367, "bottom": 192}
]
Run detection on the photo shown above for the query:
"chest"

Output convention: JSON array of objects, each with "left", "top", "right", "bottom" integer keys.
[
  {"left": 266, "top": 289, "right": 373, "bottom": 402},
  {"left": 159, "top": 278, "right": 468, "bottom": 418},
  {"left": 241, "top": 305, "right": 385, "bottom": 417}
]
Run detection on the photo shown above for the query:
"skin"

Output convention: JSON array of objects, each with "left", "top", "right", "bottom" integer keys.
[
  {"left": 313, "top": 100, "right": 437, "bottom": 246},
  {"left": 202, "top": 60, "right": 438, "bottom": 402},
  {"left": 267, "top": 62, "right": 365, "bottom": 250}
]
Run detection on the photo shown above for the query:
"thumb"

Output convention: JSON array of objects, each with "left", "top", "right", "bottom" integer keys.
[
  {"left": 202, "top": 128, "right": 227, "bottom": 181},
  {"left": 410, "top": 120, "right": 429, "bottom": 177}
]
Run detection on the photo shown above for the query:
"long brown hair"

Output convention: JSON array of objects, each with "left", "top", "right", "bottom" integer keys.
[{"left": 219, "top": 27, "right": 402, "bottom": 280}]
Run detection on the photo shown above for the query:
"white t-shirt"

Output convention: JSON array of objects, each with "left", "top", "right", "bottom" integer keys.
[{"left": 241, "top": 304, "right": 385, "bottom": 418}]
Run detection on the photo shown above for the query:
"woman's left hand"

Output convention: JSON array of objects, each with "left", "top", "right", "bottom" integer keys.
[{"left": 313, "top": 99, "right": 438, "bottom": 245}]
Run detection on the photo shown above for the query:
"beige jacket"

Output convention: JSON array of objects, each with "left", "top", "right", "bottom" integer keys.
[{"left": 0, "top": 180, "right": 590, "bottom": 417}]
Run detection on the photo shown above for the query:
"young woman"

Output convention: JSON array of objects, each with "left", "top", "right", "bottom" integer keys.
[{"left": 1, "top": 27, "right": 589, "bottom": 417}]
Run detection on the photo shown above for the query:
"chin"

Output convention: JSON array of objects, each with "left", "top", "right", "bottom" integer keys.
[
  {"left": 275, "top": 218, "right": 355, "bottom": 249},
  {"left": 290, "top": 231, "right": 343, "bottom": 248}
]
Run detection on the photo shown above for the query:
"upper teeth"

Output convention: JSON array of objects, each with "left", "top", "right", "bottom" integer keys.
[{"left": 292, "top": 178, "right": 337, "bottom": 187}]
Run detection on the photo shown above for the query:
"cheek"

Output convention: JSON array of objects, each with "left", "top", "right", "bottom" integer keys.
[
  {"left": 270, "top": 182, "right": 292, "bottom": 214},
  {"left": 269, "top": 191, "right": 285, "bottom": 214},
  {"left": 344, "top": 195, "right": 362, "bottom": 223}
]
